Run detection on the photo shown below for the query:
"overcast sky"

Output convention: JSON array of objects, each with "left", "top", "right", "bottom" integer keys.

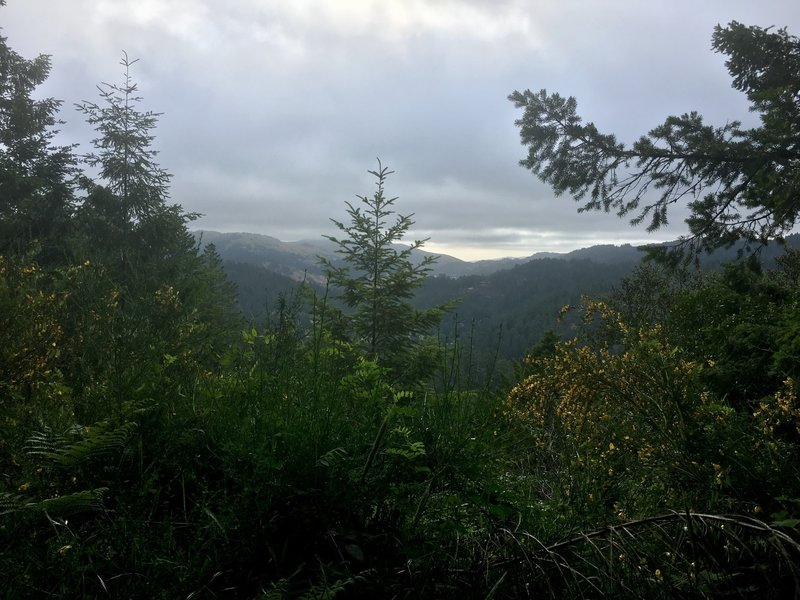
[{"left": 4, "top": 1, "right": 799, "bottom": 260}]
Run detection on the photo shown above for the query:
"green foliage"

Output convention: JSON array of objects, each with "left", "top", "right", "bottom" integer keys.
[
  {"left": 667, "top": 263, "right": 780, "bottom": 406},
  {"left": 0, "top": 256, "right": 73, "bottom": 479},
  {"left": 321, "top": 161, "right": 453, "bottom": 382},
  {"left": 25, "top": 420, "right": 137, "bottom": 468},
  {"left": 511, "top": 301, "right": 711, "bottom": 520},
  {"left": 503, "top": 286, "right": 800, "bottom": 596},
  {"left": 509, "top": 22, "right": 800, "bottom": 259},
  {"left": 610, "top": 261, "right": 699, "bottom": 332},
  {"left": 75, "top": 51, "right": 170, "bottom": 223},
  {"left": 0, "top": 28, "right": 76, "bottom": 263},
  {"left": 497, "top": 512, "right": 800, "bottom": 598},
  {"left": 0, "top": 488, "right": 108, "bottom": 519}
]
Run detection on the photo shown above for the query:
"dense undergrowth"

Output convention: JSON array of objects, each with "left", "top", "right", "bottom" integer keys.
[{"left": 3, "top": 252, "right": 800, "bottom": 598}]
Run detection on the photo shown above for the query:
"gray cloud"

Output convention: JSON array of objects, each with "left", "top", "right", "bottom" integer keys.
[{"left": 4, "top": 0, "right": 798, "bottom": 260}]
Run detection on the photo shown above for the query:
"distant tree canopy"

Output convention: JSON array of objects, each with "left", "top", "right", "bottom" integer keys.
[{"left": 509, "top": 21, "right": 800, "bottom": 260}]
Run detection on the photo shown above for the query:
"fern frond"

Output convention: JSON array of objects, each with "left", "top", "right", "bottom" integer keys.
[
  {"left": 0, "top": 492, "right": 27, "bottom": 517},
  {"left": 316, "top": 447, "right": 348, "bottom": 468},
  {"left": 0, "top": 488, "right": 108, "bottom": 518},
  {"left": 47, "top": 422, "right": 137, "bottom": 467},
  {"left": 25, "top": 421, "right": 137, "bottom": 468},
  {"left": 23, "top": 426, "right": 67, "bottom": 458},
  {"left": 38, "top": 488, "right": 109, "bottom": 516}
]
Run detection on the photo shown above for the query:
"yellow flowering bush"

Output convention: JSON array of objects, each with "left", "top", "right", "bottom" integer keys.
[
  {"left": 755, "top": 378, "right": 800, "bottom": 437},
  {"left": 0, "top": 256, "right": 66, "bottom": 401},
  {"left": 507, "top": 299, "right": 726, "bottom": 519}
]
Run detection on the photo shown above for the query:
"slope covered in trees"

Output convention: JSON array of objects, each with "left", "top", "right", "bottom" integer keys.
[
  {"left": 2, "top": 12, "right": 800, "bottom": 598},
  {"left": 218, "top": 232, "right": 800, "bottom": 376}
]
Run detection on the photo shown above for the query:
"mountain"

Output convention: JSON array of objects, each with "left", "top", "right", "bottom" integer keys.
[
  {"left": 193, "top": 230, "right": 651, "bottom": 279},
  {"left": 553, "top": 244, "right": 643, "bottom": 264},
  {"left": 195, "top": 231, "right": 328, "bottom": 282},
  {"left": 222, "top": 260, "right": 304, "bottom": 323},
  {"left": 194, "top": 230, "right": 648, "bottom": 361},
  {"left": 195, "top": 230, "right": 800, "bottom": 366}
]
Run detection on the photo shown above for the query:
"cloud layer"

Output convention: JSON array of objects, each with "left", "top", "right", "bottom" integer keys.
[{"left": 5, "top": 0, "right": 798, "bottom": 259}]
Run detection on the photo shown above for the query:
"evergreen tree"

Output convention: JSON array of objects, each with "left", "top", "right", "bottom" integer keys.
[
  {"left": 64, "top": 54, "right": 238, "bottom": 410},
  {"left": 321, "top": 161, "right": 451, "bottom": 381},
  {"left": 76, "top": 51, "right": 170, "bottom": 224},
  {"left": 0, "top": 13, "right": 77, "bottom": 262},
  {"left": 71, "top": 52, "right": 202, "bottom": 278},
  {"left": 73, "top": 52, "right": 193, "bottom": 275},
  {"left": 509, "top": 21, "right": 800, "bottom": 260}
]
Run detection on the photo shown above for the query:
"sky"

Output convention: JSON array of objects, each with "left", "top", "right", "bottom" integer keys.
[{"left": 4, "top": 1, "right": 799, "bottom": 261}]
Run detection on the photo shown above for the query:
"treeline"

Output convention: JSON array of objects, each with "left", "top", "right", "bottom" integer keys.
[
  {"left": 2, "top": 10, "right": 800, "bottom": 599},
  {"left": 221, "top": 233, "right": 800, "bottom": 376}
]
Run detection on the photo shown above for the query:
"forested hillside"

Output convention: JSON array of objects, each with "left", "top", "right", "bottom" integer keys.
[
  {"left": 3, "top": 11, "right": 800, "bottom": 599},
  {"left": 213, "top": 240, "right": 644, "bottom": 362},
  {"left": 216, "top": 232, "right": 800, "bottom": 372}
]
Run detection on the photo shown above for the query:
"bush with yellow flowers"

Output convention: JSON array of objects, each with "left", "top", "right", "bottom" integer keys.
[{"left": 506, "top": 298, "right": 787, "bottom": 525}]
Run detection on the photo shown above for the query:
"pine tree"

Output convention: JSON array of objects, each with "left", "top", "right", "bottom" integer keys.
[
  {"left": 509, "top": 21, "right": 800, "bottom": 260},
  {"left": 76, "top": 51, "right": 170, "bottom": 224},
  {"left": 65, "top": 54, "right": 239, "bottom": 410},
  {"left": 0, "top": 16, "right": 77, "bottom": 262},
  {"left": 321, "top": 161, "right": 451, "bottom": 381},
  {"left": 71, "top": 53, "right": 201, "bottom": 277}
]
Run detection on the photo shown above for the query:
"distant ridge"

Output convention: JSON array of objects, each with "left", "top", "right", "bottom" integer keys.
[
  {"left": 193, "top": 230, "right": 800, "bottom": 281},
  {"left": 192, "top": 230, "right": 634, "bottom": 279},
  {"left": 196, "top": 229, "right": 800, "bottom": 360}
]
